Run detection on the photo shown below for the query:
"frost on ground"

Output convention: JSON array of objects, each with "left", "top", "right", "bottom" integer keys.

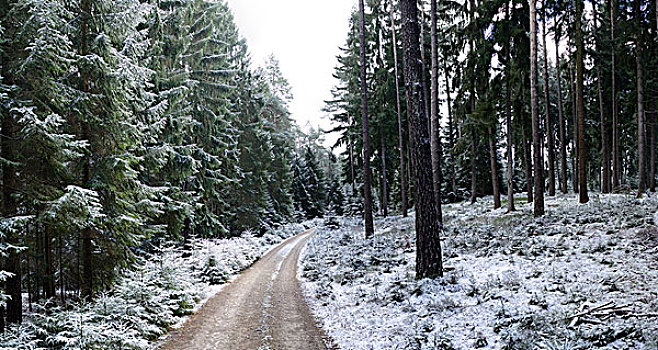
[
  {"left": 0, "top": 221, "right": 316, "bottom": 350},
  {"left": 299, "top": 194, "right": 658, "bottom": 350}
]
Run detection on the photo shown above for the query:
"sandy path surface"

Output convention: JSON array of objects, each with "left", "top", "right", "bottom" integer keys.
[{"left": 160, "top": 229, "right": 330, "bottom": 350}]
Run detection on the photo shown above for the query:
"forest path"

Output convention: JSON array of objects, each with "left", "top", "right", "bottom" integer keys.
[{"left": 160, "top": 228, "right": 330, "bottom": 350}]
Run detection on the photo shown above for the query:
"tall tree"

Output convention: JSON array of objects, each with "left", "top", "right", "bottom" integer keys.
[
  {"left": 389, "top": 3, "right": 408, "bottom": 216},
  {"left": 359, "top": 0, "right": 375, "bottom": 237},
  {"left": 430, "top": 0, "right": 444, "bottom": 219},
  {"left": 399, "top": 0, "right": 443, "bottom": 278},
  {"left": 611, "top": 0, "right": 620, "bottom": 188},
  {"left": 505, "top": 0, "right": 515, "bottom": 212},
  {"left": 530, "top": 0, "right": 545, "bottom": 216},
  {"left": 555, "top": 23, "right": 568, "bottom": 194},
  {"left": 635, "top": 0, "right": 646, "bottom": 197},
  {"left": 594, "top": 5, "right": 611, "bottom": 193},
  {"left": 542, "top": 2, "right": 556, "bottom": 196},
  {"left": 575, "top": 0, "right": 589, "bottom": 203}
]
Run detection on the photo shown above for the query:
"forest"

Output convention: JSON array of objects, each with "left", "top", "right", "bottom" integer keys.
[{"left": 1, "top": 0, "right": 658, "bottom": 348}]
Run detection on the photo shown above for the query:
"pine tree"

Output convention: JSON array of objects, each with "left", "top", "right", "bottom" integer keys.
[{"left": 399, "top": 0, "right": 443, "bottom": 278}]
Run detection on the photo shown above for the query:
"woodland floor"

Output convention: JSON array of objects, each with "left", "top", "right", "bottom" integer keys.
[
  {"left": 160, "top": 229, "right": 331, "bottom": 350},
  {"left": 300, "top": 194, "right": 658, "bottom": 350}
]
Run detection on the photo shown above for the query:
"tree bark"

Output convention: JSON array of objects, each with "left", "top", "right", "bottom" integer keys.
[
  {"left": 555, "top": 29, "right": 568, "bottom": 194},
  {"left": 635, "top": 0, "right": 646, "bottom": 197},
  {"left": 359, "top": 0, "right": 375, "bottom": 236},
  {"left": 542, "top": 4, "right": 556, "bottom": 197},
  {"left": 489, "top": 127, "right": 501, "bottom": 209},
  {"left": 595, "top": 8, "right": 610, "bottom": 193},
  {"left": 381, "top": 130, "right": 388, "bottom": 217},
  {"left": 575, "top": 0, "right": 589, "bottom": 203},
  {"left": 389, "top": 4, "right": 408, "bottom": 216},
  {"left": 611, "top": 0, "right": 620, "bottom": 188},
  {"left": 530, "top": 0, "right": 545, "bottom": 216},
  {"left": 523, "top": 127, "right": 534, "bottom": 202},
  {"left": 569, "top": 61, "right": 579, "bottom": 193},
  {"left": 470, "top": 124, "right": 478, "bottom": 204},
  {"left": 430, "top": 0, "right": 443, "bottom": 220},
  {"left": 444, "top": 62, "right": 457, "bottom": 195},
  {"left": 650, "top": 107, "right": 656, "bottom": 192},
  {"left": 399, "top": 0, "right": 443, "bottom": 278},
  {"left": 505, "top": 1, "right": 515, "bottom": 212}
]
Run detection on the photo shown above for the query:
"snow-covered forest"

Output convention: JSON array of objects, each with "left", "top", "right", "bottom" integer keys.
[{"left": 1, "top": 0, "right": 658, "bottom": 349}]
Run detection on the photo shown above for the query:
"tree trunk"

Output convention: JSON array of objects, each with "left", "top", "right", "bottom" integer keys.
[
  {"left": 636, "top": 0, "right": 646, "bottom": 197},
  {"left": 381, "top": 131, "right": 388, "bottom": 217},
  {"left": 505, "top": 2, "right": 515, "bottom": 212},
  {"left": 79, "top": 0, "right": 94, "bottom": 300},
  {"left": 595, "top": 8, "right": 610, "bottom": 193},
  {"left": 430, "top": 0, "right": 443, "bottom": 220},
  {"left": 470, "top": 125, "right": 478, "bottom": 204},
  {"left": 488, "top": 127, "right": 501, "bottom": 209},
  {"left": 611, "top": 0, "right": 620, "bottom": 188},
  {"left": 650, "top": 107, "right": 656, "bottom": 192},
  {"left": 575, "top": 0, "right": 589, "bottom": 203},
  {"left": 399, "top": 0, "right": 443, "bottom": 278},
  {"left": 444, "top": 62, "right": 457, "bottom": 196},
  {"left": 569, "top": 61, "right": 579, "bottom": 193},
  {"left": 523, "top": 127, "right": 534, "bottom": 203},
  {"left": 555, "top": 31, "right": 568, "bottom": 194},
  {"left": 419, "top": 9, "right": 430, "bottom": 125},
  {"left": 542, "top": 5, "right": 556, "bottom": 197},
  {"left": 389, "top": 5, "right": 408, "bottom": 216},
  {"left": 359, "top": 0, "right": 375, "bottom": 236},
  {"left": 2, "top": 108, "right": 22, "bottom": 324},
  {"left": 44, "top": 225, "right": 55, "bottom": 299},
  {"left": 530, "top": 0, "right": 545, "bottom": 216}
]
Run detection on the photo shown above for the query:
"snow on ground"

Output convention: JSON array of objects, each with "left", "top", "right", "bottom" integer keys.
[
  {"left": 299, "top": 194, "right": 658, "bottom": 350},
  {"left": 0, "top": 220, "right": 318, "bottom": 350}
]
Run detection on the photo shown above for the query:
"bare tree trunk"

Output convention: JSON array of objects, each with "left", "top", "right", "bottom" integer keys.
[
  {"left": 381, "top": 131, "right": 388, "bottom": 217},
  {"left": 44, "top": 226, "right": 55, "bottom": 299},
  {"left": 389, "top": 4, "right": 408, "bottom": 216},
  {"left": 359, "top": 0, "right": 375, "bottom": 236},
  {"left": 444, "top": 62, "right": 457, "bottom": 195},
  {"left": 419, "top": 8, "right": 430, "bottom": 123},
  {"left": 399, "top": 0, "right": 443, "bottom": 279},
  {"left": 651, "top": 107, "right": 656, "bottom": 192},
  {"left": 530, "top": 0, "right": 545, "bottom": 216},
  {"left": 611, "top": 0, "right": 620, "bottom": 188},
  {"left": 555, "top": 30, "right": 568, "bottom": 194},
  {"left": 489, "top": 127, "right": 501, "bottom": 209},
  {"left": 594, "top": 8, "right": 610, "bottom": 193},
  {"left": 430, "top": 0, "right": 443, "bottom": 220},
  {"left": 575, "top": 0, "right": 589, "bottom": 203},
  {"left": 635, "top": 0, "right": 646, "bottom": 197},
  {"left": 542, "top": 4, "right": 556, "bottom": 197},
  {"left": 470, "top": 123, "right": 478, "bottom": 204},
  {"left": 569, "top": 61, "right": 579, "bottom": 193},
  {"left": 523, "top": 127, "right": 534, "bottom": 202},
  {"left": 505, "top": 1, "right": 515, "bottom": 211}
]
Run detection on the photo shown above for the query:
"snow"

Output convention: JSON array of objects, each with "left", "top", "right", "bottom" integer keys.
[
  {"left": 0, "top": 220, "right": 319, "bottom": 350},
  {"left": 299, "top": 194, "right": 658, "bottom": 349}
]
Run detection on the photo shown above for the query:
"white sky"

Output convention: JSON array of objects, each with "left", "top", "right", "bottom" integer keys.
[{"left": 226, "top": 0, "right": 355, "bottom": 144}]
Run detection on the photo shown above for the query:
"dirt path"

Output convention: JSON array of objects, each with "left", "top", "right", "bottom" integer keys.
[{"left": 160, "top": 229, "right": 330, "bottom": 350}]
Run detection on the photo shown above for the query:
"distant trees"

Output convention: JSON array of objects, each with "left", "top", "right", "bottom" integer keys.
[{"left": 328, "top": 0, "right": 658, "bottom": 222}]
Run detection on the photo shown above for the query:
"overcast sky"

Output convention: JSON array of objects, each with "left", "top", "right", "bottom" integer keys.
[{"left": 226, "top": 0, "right": 355, "bottom": 143}]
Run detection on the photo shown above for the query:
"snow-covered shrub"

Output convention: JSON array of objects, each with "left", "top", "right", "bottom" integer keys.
[{"left": 0, "top": 221, "right": 309, "bottom": 349}]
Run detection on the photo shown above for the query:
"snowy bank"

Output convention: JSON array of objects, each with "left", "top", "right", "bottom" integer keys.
[
  {"left": 299, "top": 194, "right": 658, "bottom": 349},
  {"left": 0, "top": 221, "right": 316, "bottom": 350}
]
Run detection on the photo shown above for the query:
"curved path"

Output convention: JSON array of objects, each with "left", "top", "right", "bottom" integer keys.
[{"left": 160, "top": 229, "right": 330, "bottom": 350}]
